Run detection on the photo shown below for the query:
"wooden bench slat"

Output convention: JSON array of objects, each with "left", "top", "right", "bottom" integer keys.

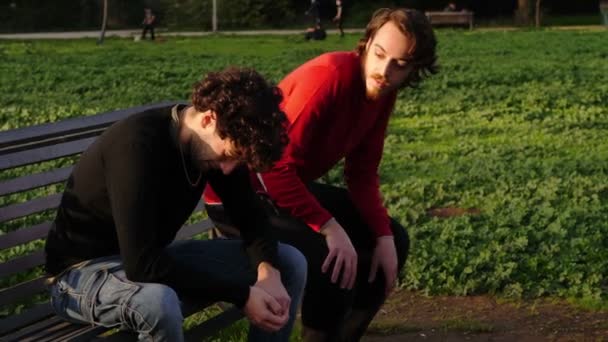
[
  {"left": 0, "top": 137, "right": 96, "bottom": 171},
  {"left": 65, "top": 326, "right": 116, "bottom": 342},
  {"left": 0, "top": 303, "right": 54, "bottom": 336},
  {"left": 175, "top": 219, "right": 214, "bottom": 240},
  {"left": 0, "top": 221, "right": 52, "bottom": 250},
  {"left": 32, "top": 321, "right": 97, "bottom": 342},
  {"left": 19, "top": 319, "right": 75, "bottom": 342},
  {"left": 0, "top": 218, "right": 213, "bottom": 307},
  {"left": 0, "top": 166, "right": 73, "bottom": 197},
  {"left": 0, "top": 102, "right": 179, "bottom": 155},
  {"left": 0, "top": 219, "right": 213, "bottom": 277},
  {"left": 0, "top": 193, "right": 61, "bottom": 223},
  {"left": 0, "top": 250, "right": 44, "bottom": 278},
  {"left": 4, "top": 315, "right": 66, "bottom": 342},
  {"left": 0, "top": 193, "right": 204, "bottom": 225},
  {"left": 0, "top": 277, "right": 46, "bottom": 307}
]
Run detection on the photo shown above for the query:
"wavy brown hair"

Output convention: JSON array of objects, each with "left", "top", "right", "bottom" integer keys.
[
  {"left": 356, "top": 8, "right": 439, "bottom": 88},
  {"left": 191, "top": 68, "right": 289, "bottom": 172}
]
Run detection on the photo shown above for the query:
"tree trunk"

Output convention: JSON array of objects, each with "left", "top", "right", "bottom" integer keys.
[
  {"left": 97, "top": 0, "right": 108, "bottom": 45},
  {"left": 535, "top": 0, "right": 542, "bottom": 28},
  {"left": 516, "top": 0, "right": 531, "bottom": 25}
]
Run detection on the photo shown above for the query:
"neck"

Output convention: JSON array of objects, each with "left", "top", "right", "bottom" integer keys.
[
  {"left": 173, "top": 105, "right": 203, "bottom": 186},
  {"left": 174, "top": 105, "right": 192, "bottom": 143}
]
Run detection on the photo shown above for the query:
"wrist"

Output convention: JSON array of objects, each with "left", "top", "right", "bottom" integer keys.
[
  {"left": 320, "top": 217, "right": 338, "bottom": 236},
  {"left": 377, "top": 235, "right": 394, "bottom": 243}
]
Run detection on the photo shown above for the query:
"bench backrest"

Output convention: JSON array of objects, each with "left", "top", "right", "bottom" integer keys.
[
  {"left": 425, "top": 11, "right": 473, "bottom": 26},
  {"left": 0, "top": 102, "right": 214, "bottom": 337}
]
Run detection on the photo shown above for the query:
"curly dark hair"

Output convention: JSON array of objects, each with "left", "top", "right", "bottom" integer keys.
[
  {"left": 356, "top": 8, "right": 439, "bottom": 88},
  {"left": 191, "top": 68, "right": 289, "bottom": 172}
]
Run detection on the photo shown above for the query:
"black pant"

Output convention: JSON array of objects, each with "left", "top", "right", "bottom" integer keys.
[
  {"left": 141, "top": 25, "right": 155, "bottom": 40},
  {"left": 205, "top": 182, "right": 410, "bottom": 338},
  {"left": 335, "top": 16, "right": 344, "bottom": 36}
]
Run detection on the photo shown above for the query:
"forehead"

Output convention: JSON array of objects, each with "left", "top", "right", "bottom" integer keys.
[{"left": 369, "top": 21, "right": 412, "bottom": 59}]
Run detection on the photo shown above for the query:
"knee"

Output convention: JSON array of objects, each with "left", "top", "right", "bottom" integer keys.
[
  {"left": 132, "top": 284, "right": 183, "bottom": 329},
  {"left": 278, "top": 243, "right": 308, "bottom": 290}
]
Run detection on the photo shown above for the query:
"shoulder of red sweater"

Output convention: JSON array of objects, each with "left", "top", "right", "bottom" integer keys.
[
  {"left": 313, "top": 51, "right": 359, "bottom": 69},
  {"left": 295, "top": 51, "right": 360, "bottom": 84}
]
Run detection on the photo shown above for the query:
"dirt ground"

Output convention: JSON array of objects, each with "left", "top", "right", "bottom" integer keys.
[{"left": 363, "top": 290, "right": 608, "bottom": 342}]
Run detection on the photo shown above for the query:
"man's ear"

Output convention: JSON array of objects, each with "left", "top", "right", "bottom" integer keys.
[{"left": 200, "top": 110, "right": 217, "bottom": 130}]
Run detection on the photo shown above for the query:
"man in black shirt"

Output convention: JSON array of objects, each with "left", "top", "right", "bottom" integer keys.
[{"left": 45, "top": 68, "right": 306, "bottom": 341}]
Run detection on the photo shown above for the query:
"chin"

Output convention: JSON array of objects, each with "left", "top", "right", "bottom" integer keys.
[{"left": 365, "top": 88, "right": 381, "bottom": 100}]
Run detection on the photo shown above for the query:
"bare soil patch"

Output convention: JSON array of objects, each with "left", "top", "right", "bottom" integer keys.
[{"left": 364, "top": 290, "right": 608, "bottom": 341}]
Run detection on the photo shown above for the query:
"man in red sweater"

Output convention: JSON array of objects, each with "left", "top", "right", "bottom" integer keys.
[{"left": 204, "top": 8, "right": 438, "bottom": 341}]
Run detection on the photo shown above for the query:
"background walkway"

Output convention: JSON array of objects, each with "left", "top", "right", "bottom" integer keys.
[
  {"left": 0, "top": 28, "right": 365, "bottom": 40},
  {"left": 0, "top": 26, "right": 603, "bottom": 40}
]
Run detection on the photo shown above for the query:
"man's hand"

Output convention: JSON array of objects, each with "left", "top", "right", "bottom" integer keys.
[
  {"left": 254, "top": 262, "right": 290, "bottom": 316},
  {"left": 320, "top": 218, "right": 357, "bottom": 289},
  {"left": 243, "top": 286, "right": 289, "bottom": 332},
  {"left": 368, "top": 236, "right": 398, "bottom": 296}
]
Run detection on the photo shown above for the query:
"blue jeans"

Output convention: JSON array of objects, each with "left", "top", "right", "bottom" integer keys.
[{"left": 48, "top": 240, "right": 307, "bottom": 342}]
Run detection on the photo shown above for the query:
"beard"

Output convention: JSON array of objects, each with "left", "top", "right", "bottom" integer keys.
[
  {"left": 190, "top": 137, "right": 220, "bottom": 172},
  {"left": 360, "top": 50, "right": 389, "bottom": 101}
]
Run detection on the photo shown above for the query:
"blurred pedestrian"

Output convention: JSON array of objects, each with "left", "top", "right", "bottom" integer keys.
[
  {"left": 332, "top": 0, "right": 345, "bottom": 37},
  {"left": 601, "top": 0, "right": 608, "bottom": 26},
  {"left": 443, "top": 2, "right": 457, "bottom": 12},
  {"left": 305, "top": 0, "right": 321, "bottom": 26},
  {"left": 141, "top": 7, "right": 156, "bottom": 41}
]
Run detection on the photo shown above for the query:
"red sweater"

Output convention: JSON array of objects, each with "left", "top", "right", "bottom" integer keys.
[{"left": 204, "top": 51, "right": 396, "bottom": 237}]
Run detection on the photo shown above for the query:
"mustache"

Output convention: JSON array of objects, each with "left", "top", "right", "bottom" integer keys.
[{"left": 371, "top": 74, "right": 389, "bottom": 86}]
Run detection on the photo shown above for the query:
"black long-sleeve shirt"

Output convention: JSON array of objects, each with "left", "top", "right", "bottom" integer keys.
[{"left": 45, "top": 104, "right": 277, "bottom": 307}]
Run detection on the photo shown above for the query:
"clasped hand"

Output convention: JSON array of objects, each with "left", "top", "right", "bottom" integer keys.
[{"left": 243, "top": 263, "right": 290, "bottom": 332}]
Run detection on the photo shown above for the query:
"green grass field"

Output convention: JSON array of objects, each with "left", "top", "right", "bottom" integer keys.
[{"left": 1, "top": 28, "right": 607, "bottom": 335}]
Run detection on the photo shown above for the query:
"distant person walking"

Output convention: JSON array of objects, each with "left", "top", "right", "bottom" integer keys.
[
  {"left": 601, "top": 0, "right": 608, "bottom": 26},
  {"left": 332, "top": 0, "right": 345, "bottom": 37},
  {"left": 306, "top": 0, "right": 321, "bottom": 26},
  {"left": 141, "top": 7, "right": 156, "bottom": 40},
  {"left": 443, "top": 2, "right": 457, "bottom": 12}
]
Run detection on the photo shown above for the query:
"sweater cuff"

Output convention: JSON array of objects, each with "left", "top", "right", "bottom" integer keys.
[
  {"left": 373, "top": 223, "right": 393, "bottom": 238},
  {"left": 230, "top": 284, "right": 251, "bottom": 308},
  {"left": 307, "top": 211, "right": 334, "bottom": 232}
]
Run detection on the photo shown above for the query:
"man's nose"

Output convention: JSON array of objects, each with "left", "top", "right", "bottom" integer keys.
[{"left": 378, "top": 59, "right": 391, "bottom": 78}]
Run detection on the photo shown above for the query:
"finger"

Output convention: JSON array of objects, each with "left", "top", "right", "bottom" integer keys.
[
  {"left": 279, "top": 297, "right": 291, "bottom": 315},
  {"left": 263, "top": 311, "right": 289, "bottom": 329},
  {"left": 331, "top": 253, "right": 345, "bottom": 283},
  {"left": 259, "top": 320, "right": 282, "bottom": 332},
  {"left": 368, "top": 257, "right": 379, "bottom": 283},
  {"left": 339, "top": 255, "right": 351, "bottom": 289},
  {"left": 321, "top": 249, "right": 337, "bottom": 273},
  {"left": 348, "top": 255, "right": 358, "bottom": 289},
  {"left": 265, "top": 295, "right": 283, "bottom": 315}
]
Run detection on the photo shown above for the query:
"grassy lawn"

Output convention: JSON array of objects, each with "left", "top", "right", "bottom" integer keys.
[{"left": 1, "top": 28, "right": 607, "bottom": 337}]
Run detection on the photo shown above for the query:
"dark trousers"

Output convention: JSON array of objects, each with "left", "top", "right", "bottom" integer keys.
[
  {"left": 205, "top": 182, "right": 410, "bottom": 339},
  {"left": 141, "top": 25, "right": 155, "bottom": 40},
  {"left": 335, "top": 17, "right": 344, "bottom": 36}
]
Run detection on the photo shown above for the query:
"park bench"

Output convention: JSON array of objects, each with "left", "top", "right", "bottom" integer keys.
[
  {"left": 425, "top": 11, "right": 474, "bottom": 30},
  {"left": 0, "top": 102, "right": 243, "bottom": 341}
]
